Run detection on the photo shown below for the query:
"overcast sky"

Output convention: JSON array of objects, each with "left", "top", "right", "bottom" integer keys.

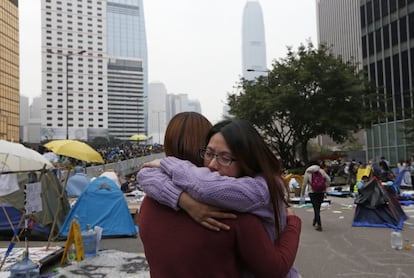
[{"left": 20, "top": 0, "right": 317, "bottom": 124}]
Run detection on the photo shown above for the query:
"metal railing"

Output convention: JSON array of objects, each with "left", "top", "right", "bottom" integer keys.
[{"left": 85, "top": 152, "right": 165, "bottom": 178}]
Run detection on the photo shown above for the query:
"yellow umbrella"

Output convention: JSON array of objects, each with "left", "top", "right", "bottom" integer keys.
[
  {"left": 129, "top": 134, "right": 148, "bottom": 141},
  {"left": 44, "top": 140, "right": 104, "bottom": 164}
]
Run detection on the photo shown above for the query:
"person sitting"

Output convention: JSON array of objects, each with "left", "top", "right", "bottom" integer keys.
[
  {"left": 121, "top": 175, "right": 137, "bottom": 193},
  {"left": 379, "top": 160, "right": 395, "bottom": 182}
]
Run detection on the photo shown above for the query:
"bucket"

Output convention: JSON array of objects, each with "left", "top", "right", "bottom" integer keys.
[{"left": 82, "top": 228, "right": 97, "bottom": 258}]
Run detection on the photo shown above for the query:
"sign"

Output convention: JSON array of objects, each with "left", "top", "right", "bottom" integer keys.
[{"left": 60, "top": 219, "right": 84, "bottom": 264}]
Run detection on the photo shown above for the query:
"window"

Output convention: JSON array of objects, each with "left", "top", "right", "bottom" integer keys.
[
  {"left": 367, "top": 1, "right": 373, "bottom": 24},
  {"left": 391, "top": 20, "right": 398, "bottom": 46},
  {"left": 383, "top": 25, "right": 390, "bottom": 49},
  {"left": 400, "top": 17, "right": 407, "bottom": 43}
]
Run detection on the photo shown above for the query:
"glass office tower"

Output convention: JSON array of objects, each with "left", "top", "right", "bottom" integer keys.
[
  {"left": 107, "top": 0, "right": 148, "bottom": 140},
  {"left": 0, "top": 0, "right": 19, "bottom": 142},
  {"left": 360, "top": 0, "right": 414, "bottom": 163}
]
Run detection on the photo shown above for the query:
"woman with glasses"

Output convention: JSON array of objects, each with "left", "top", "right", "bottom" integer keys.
[{"left": 138, "top": 113, "right": 301, "bottom": 277}]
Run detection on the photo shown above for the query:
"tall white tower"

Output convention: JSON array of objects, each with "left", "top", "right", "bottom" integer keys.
[{"left": 242, "top": 0, "right": 267, "bottom": 81}]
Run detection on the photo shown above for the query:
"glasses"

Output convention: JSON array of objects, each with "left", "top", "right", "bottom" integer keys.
[{"left": 199, "top": 149, "right": 236, "bottom": 166}]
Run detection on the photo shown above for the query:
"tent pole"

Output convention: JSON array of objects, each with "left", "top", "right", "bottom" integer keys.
[{"left": 46, "top": 167, "right": 71, "bottom": 250}]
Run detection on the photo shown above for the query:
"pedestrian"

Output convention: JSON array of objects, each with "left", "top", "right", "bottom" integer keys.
[
  {"left": 138, "top": 113, "right": 301, "bottom": 277},
  {"left": 300, "top": 161, "right": 330, "bottom": 231},
  {"left": 347, "top": 159, "right": 357, "bottom": 192}
]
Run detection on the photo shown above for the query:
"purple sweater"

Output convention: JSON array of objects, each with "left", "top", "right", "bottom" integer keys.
[{"left": 137, "top": 157, "right": 285, "bottom": 242}]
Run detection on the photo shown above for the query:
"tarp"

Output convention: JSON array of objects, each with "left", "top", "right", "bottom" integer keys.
[
  {"left": 352, "top": 177, "right": 408, "bottom": 230},
  {"left": 59, "top": 176, "right": 137, "bottom": 237},
  {"left": 0, "top": 170, "right": 70, "bottom": 240}
]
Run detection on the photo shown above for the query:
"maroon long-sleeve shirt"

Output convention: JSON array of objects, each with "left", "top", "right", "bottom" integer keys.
[{"left": 139, "top": 197, "right": 301, "bottom": 278}]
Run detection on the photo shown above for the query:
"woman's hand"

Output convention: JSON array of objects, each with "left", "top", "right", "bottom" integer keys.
[
  {"left": 286, "top": 206, "right": 296, "bottom": 217},
  {"left": 179, "top": 192, "right": 237, "bottom": 231},
  {"left": 141, "top": 159, "right": 162, "bottom": 168}
]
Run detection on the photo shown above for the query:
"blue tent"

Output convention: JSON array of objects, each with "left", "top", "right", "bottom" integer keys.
[
  {"left": 353, "top": 177, "right": 408, "bottom": 230},
  {"left": 59, "top": 176, "right": 137, "bottom": 237},
  {"left": 66, "top": 172, "right": 91, "bottom": 197}
]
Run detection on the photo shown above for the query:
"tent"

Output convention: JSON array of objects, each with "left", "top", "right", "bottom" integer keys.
[
  {"left": 0, "top": 169, "right": 70, "bottom": 240},
  {"left": 59, "top": 176, "right": 137, "bottom": 238},
  {"left": 352, "top": 177, "right": 408, "bottom": 230},
  {"left": 65, "top": 167, "right": 91, "bottom": 197}
]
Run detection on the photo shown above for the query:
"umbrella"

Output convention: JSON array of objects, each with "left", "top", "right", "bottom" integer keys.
[
  {"left": 0, "top": 140, "right": 53, "bottom": 173},
  {"left": 44, "top": 140, "right": 104, "bottom": 164},
  {"left": 129, "top": 134, "right": 148, "bottom": 141}
]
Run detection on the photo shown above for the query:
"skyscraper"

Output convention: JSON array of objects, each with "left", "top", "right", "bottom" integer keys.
[
  {"left": 242, "top": 0, "right": 267, "bottom": 81},
  {"left": 0, "top": 0, "right": 19, "bottom": 142},
  {"left": 317, "top": 0, "right": 414, "bottom": 162},
  {"left": 360, "top": 0, "right": 414, "bottom": 162},
  {"left": 148, "top": 82, "right": 167, "bottom": 144},
  {"left": 316, "top": 0, "right": 365, "bottom": 156},
  {"left": 316, "top": 0, "right": 362, "bottom": 65},
  {"left": 107, "top": 0, "right": 148, "bottom": 140},
  {"left": 40, "top": 0, "right": 148, "bottom": 142},
  {"left": 41, "top": 0, "right": 107, "bottom": 141}
]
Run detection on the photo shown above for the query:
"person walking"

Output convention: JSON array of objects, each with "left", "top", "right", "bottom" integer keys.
[{"left": 301, "top": 161, "right": 330, "bottom": 231}]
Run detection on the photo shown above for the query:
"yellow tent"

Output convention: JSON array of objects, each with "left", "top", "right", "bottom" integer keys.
[
  {"left": 283, "top": 174, "right": 304, "bottom": 197},
  {"left": 356, "top": 165, "right": 372, "bottom": 182}
]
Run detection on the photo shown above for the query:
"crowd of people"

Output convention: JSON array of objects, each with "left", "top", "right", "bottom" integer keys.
[{"left": 97, "top": 144, "right": 164, "bottom": 164}]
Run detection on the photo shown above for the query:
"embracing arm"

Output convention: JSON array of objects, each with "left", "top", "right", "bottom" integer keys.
[
  {"left": 159, "top": 157, "right": 272, "bottom": 219},
  {"left": 137, "top": 167, "right": 183, "bottom": 210},
  {"left": 137, "top": 167, "right": 237, "bottom": 230}
]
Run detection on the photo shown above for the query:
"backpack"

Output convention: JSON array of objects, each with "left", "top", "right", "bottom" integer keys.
[{"left": 311, "top": 171, "right": 326, "bottom": 192}]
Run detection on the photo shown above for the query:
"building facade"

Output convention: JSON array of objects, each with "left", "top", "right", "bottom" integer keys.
[
  {"left": 316, "top": 0, "right": 366, "bottom": 158},
  {"left": 317, "top": 0, "right": 363, "bottom": 65},
  {"left": 40, "top": 0, "right": 148, "bottom": 142},
  {"left": 0, "top": 0, "right": 19, "bottom": 142},
  {"left": 41, "top": 0, "right": 108, "bottom": 141},
  {"left": 242, "top": 0, "right": 267, "bottom": 81},
  {"left": 147, "top": 82, "right": 167, "bottom": 145},
  {"left": 360, "top": 0, "right": 414, "bottom": 163},
  {"left": 107, "top": 0, "right": 148, "bottom": 140}
]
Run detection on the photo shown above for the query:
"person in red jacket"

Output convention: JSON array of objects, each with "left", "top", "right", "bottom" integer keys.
[{"left": 138, "top": 112, "right": 301, "bottom": 277}]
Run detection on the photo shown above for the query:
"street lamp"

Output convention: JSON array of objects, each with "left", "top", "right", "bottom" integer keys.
[{"left": 47, "top": 49, "right": 86, "bottom": 139}]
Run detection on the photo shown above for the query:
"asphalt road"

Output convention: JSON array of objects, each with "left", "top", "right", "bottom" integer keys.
[
  {"left": 293, "top": 195, "right": 414, "bottom": 278},
  {"left": 2, "top": 195, "right": 414, "bottom": 277}
]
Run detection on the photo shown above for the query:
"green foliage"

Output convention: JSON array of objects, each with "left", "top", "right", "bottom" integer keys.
[{"left": 227, "top": 42, "right": 379, "bottom": 167}]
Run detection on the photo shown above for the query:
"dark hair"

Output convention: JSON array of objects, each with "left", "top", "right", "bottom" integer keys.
[
  {"left": 206, "top": 119, "right": 286, "bottom": 237},
  {"left": 164, "top": 112, "right": 212, "bottom": 167}
]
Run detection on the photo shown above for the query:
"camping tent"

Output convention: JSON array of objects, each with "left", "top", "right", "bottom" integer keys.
[
  {"left": 59, "top": 176, "right": 137, "bottom": 238},
  {"left": 65, "top": 167, "right": 91, "bottom": 197},
  {"left": 352, "top": 177, "right": 408, "bottom": 230},
  {"left": 0, "top": 169, "right": 70, "bottom": 240}
]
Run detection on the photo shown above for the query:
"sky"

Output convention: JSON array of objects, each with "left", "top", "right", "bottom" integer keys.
[{"left": 20, "top": 0, "right": 317, "bottom": 124}]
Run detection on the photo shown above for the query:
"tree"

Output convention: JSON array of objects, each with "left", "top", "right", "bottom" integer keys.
[{"left": 227, "top": 42, "right": 378, "bottom": 167}]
